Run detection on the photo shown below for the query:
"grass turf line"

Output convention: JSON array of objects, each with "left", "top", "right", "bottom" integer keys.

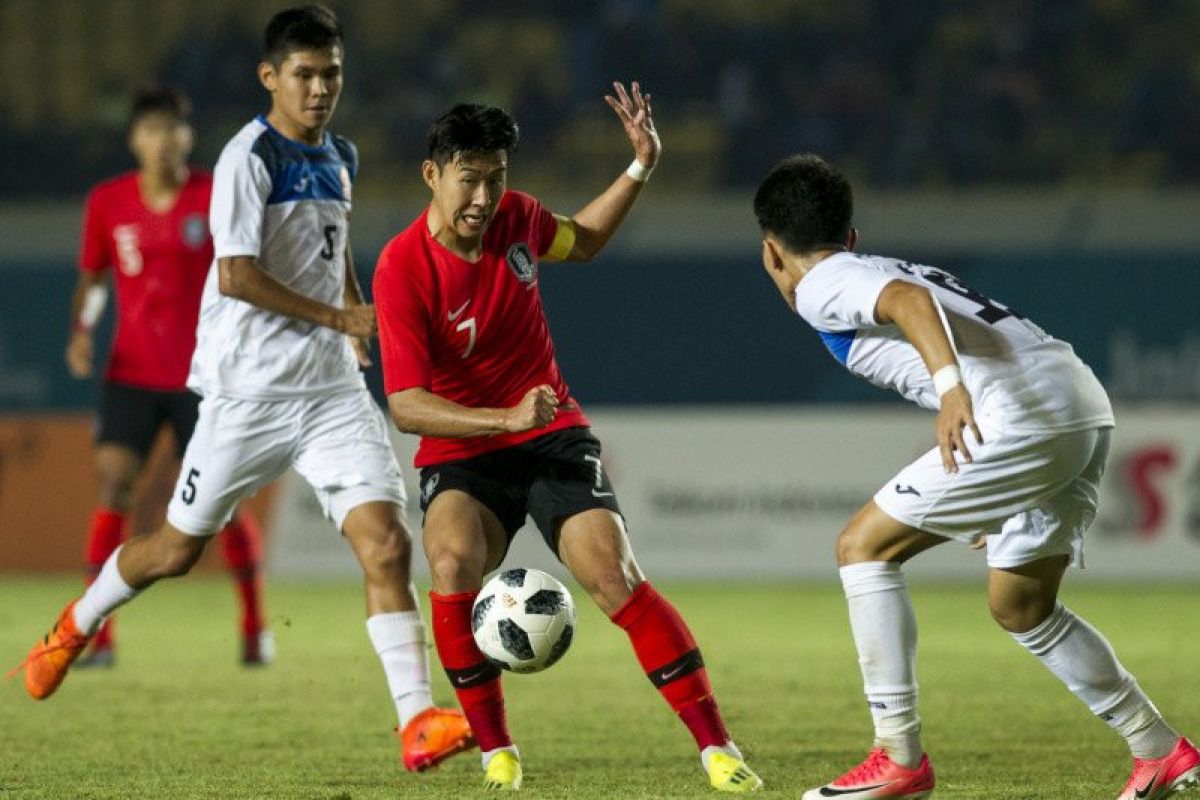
[{"left": 0, "top": 577, "right": 1196, "bottom": 798}]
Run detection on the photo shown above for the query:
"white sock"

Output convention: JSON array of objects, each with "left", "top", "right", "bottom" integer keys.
[
  {"left": 840, "top": 561, "right": 922, "bottom": 769},
  {"left": 366, "top": 610, "right": 434, "bottom": 729},
  {"left": 73, "top": 546, "right": 139, "bottom": 634},
  {"left": 700, "top": 742, "right": 743, "bottom": 771},
  {"left": 481, "top": 744, "right": 519, "bottom": 768},
  {"left": 1010, "top": 604, "right": 1178, "bottom": 759}
]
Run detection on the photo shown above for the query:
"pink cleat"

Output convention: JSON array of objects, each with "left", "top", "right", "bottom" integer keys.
[
  {"left": 1117, "top": 737, "right": 1200, "bottom": 800},
  {"left": 803, "top": 748, "right": 934, "bottom": 799}
]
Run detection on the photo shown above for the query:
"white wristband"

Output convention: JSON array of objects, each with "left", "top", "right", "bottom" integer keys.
[
  {"left": 625, "top": 159, "right": 653, "bottom": 182},
  {"left": 932, "top": 364, "right": 963, "bottom": 397}
]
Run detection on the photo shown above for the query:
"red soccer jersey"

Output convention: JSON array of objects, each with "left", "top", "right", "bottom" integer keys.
[
  {"left": 79, "top": 170, "right": 213, "bottom": 391},
  {"left": 374, "top": 190, "right": 590, "bottom": 467}
]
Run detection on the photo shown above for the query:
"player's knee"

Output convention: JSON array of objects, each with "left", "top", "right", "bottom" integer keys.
[
  {"left": 95, "top": 474, "right": 135, "bottom": 510},
  {"left": 150, "top": 536, "right": 205, "bottom": 579},
  {"left": 835, "top": 525, "right": 874, "bottom": 566},
  {"left": 988, "top": 594, "right": 1053, "bottom": 633},
  {"left": 362, "top": 521, "right": 413, "bottom": 578},
  {"left": 426, "top": 541, "right": 483, "bottom": 592}
]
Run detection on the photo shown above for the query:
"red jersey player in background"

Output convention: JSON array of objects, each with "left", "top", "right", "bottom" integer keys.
[
  {"left": 66, "top": 87, "right": 272, "bottom": 666},
  {"left": 373, "top": 86, "right": 763, "bottom": 793}
]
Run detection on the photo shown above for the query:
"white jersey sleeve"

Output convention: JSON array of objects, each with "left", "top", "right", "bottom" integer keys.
[
  {"left": 794, "top": 258, "right": 893, "bottom": 332},
  {"left": 210, "top": 143, "right": 271, "bottom": 259}
]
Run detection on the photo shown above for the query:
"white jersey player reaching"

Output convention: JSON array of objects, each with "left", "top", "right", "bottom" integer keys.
[
  {"left": 753, "top": 154, "right": 1199, "bottom": 800},
  {"left": 16, "top": 4, "right": 474, "bottom": 775}
]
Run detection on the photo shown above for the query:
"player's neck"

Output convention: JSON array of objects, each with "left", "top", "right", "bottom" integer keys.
[
  {"left": 138, "top": 167, "right": 188, "bottom": 212},
  {"left": 266, "top": 110, "right": 325, "bottom": 146},
  {"left": 426, "top": 206, "right": 483, "bottom": 262}
]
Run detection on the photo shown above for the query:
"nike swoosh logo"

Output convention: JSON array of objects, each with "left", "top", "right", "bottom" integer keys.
[
  {"left": 592, "top": 489, "right": 615, "bottom": 498},
  {"left": 448, "top": 299, "right": 471, "bottom": 321},
  {"left": 819, "top": 784, "right": 889, "bottom": 797},
  {"left": 455, "top": 669, "right": 486, "bottom": 685},
  {"left": 658, "top": 664, "right": 685, "bottom": 681},
  {"left": 894, "top": 483, "right": 921, "bottom": 497},
  {"left": 1136, "top": 767, "right": 1164, "bottom": 798}
]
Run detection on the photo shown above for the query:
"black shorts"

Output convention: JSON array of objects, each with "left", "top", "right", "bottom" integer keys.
[
  {"left": 95, "top": 381, "right": 201, "bottom": 459},
  {"left": 418, "top": 427, "right": 622, "bottom": 558}
]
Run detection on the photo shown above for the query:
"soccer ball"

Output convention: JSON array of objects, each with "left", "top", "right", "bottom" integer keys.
[{"left": 471, "top": 568, "right": 576, "bottom": 673}]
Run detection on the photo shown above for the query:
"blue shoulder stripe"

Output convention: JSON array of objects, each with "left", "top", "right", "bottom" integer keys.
[
  {"left": 250, "top": 122, "right": 354, "bottom": 206},
  {"left": 818, "top": 330, "right": 856, "bottom": 364}
]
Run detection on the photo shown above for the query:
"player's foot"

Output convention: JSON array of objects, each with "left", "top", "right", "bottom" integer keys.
[
  {"left": 707, "top": 751, "right": 763, "bottom": 792},
  {"left": 1117, "top": 737, "right": 1200, "bottom": 800},
  {"left": 483, "top": 750, "right": 522, "bottom": 791},
  {"left": 241, "top": 630, "right": 276, "bottom": 666},
  {"left": 399, "top": 707, "right": 476, "bottom": 772},
  {"left": 802, "top": 748, "right": 934, "bottom": 800},
  {"left": 75, "top": 644, "right": 115, "bottom": 669},
  {"left": 18, "top": 600, "right": 91, "bottom": 700}
]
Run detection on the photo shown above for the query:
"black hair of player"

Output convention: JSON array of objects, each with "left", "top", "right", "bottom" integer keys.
[
  {"left": 128, "top": 87, "right": 192, "bottom": 130},
  {"left": 263, "top": 4, "right": 343, "bottom": 66},
  {"left": 753, "top": 153, "right": 854, "bottom": 255},
  {"left": 426, "top": 104, "right": 520, "bottom": 169}
]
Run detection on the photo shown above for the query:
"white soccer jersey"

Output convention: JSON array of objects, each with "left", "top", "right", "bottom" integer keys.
[
  {"left": 189, "top": 115, "right": 363, "bottom": 400},
  {"left": 793, "top": 253, "right": 1114, "bottom": 434}
]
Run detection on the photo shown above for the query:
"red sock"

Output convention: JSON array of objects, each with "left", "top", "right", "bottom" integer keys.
[
  {"left": 84, "top": 508, "right": 125, "bottom": 650},
  {"left": 610, "top": 581, "right": 730, "bottom": 751},
  {"left": 430, "top": 590, "right": 511, "bottom": 752},
  {"left": 219, "top": 510, "right": 265, "bottom": 638}
]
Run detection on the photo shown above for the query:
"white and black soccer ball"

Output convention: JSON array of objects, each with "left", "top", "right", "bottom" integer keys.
[{"left": 471, "top": 568, "right": 576, "bottom": 673}]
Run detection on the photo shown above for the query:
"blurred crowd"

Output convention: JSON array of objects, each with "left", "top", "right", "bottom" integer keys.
[{"left": 4, "top": 0, "right": 1200, "bottom": 198}]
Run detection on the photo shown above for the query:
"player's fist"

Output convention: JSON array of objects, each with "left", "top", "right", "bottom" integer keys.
[
  {"left": 506, "top": 385, "right": 560, "bottom": 433},
  {"left": 65, "top": 331, "right": 93, "bottom": 379},
  {"left": 337, "top": 304, "right": 377, "bottom": 338}
]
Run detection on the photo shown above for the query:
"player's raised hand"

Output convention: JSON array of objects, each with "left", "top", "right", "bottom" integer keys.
[
  {"left": 337, "top": 304, "right": 378, "bottom": 339},
  {"left": 506, "top": 385, "right": 560, "bottom": 433},
  {"left": 65, "top": 331, "right": 94, "bottom": 379},
  {"left": 605, "top": 81, "right": 661, "bottom": 171},
  {"left": 936, "top": 384, "right": 983, "bottom": 473}
]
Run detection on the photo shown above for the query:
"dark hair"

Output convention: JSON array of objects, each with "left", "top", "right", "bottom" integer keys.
[
  {"left": 753, "top": 153, "right": 854, "bottom": 254},
  {"left": 426, "top": 104, "right": 520, "bottom": 168},
  {"left": 129, "top": 86, "right": 192, "bottom": 129},
  {"left": 263, "top": 4, "right": 343, "bottom": 66}
]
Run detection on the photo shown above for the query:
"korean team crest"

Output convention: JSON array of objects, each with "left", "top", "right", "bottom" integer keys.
[
  {"left": 506, "top": 242, "right": 537, "bottom": 284},
  {"left": 181, "top": 213, "right": 208, "bottom": 249}
]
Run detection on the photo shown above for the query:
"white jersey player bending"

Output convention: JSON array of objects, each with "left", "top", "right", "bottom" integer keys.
[
  {"left": 17, "top": 4, "right": 474, "bottom": 775},
  {"left": 753, "top": 154, "right": 1198, "bottom": 800}
]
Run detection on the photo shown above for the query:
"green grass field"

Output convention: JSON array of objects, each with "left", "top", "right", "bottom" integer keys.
[{"left": 1, "top": 577, "right": 1196, "bottom": 799}]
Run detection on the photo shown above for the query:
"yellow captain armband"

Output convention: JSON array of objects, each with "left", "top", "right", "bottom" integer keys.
[{"left": 544, "top": 215, "right": 577, "bottom": 261}]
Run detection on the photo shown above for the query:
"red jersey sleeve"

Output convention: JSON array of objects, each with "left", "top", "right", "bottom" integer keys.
[
  {"left": 79, "top": 187, "right": 110, "bottom": 273},
  {"left": 508, "top": 191, "right": 560, "bottom": 258},
  {"left": 374, "top": 235, "right": 434, "bottom": 395}
]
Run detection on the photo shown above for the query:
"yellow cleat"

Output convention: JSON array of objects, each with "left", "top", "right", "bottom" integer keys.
[
  {"left": 707, "top": 752, "right": 763, "bottom": 793},
  {"left": 483, "top": 750, "right": 523, "bottom": 791}
]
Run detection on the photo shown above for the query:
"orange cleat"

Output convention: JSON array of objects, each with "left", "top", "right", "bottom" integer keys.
[
  {"left": 16, "top": 600, "right": 91, "bottom": 700},
  {"left": 398, "top": 707, "right": 476, "bottom": 772}
]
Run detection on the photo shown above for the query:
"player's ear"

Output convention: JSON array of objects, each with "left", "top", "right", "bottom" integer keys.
[
  {"left": 762, "top": 237, "right": 784, "bottom": 272},
  {"left": 847, "top": 228, "right": 859, "bottom": 251},
  {"left": 421, "top": 160, "right": 440, "bottom": 192},
  {"left": 258, "top": 61, "right": 277, "bottom": 92}
]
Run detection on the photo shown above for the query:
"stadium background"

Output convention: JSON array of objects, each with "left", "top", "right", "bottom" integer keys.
[
  {"left": 1, "top": 0, "right": 1196, "bottom": 582},
  {"left": 0, "top": 3, "right": 1197, "bottom": 798}
]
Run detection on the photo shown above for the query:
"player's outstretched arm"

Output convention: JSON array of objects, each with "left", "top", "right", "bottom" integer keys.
[
  {"left": 388, "top": 385, "right": 560, "bottom": 439},
  {"left": 875, "top": 279, "right": 982, "bottom": 473},
  {"left": 218, "top": 255, "right": 376, "bottom": 338},
  {"left": 552, "top": 81, "right": 662, "bottom": 263}
]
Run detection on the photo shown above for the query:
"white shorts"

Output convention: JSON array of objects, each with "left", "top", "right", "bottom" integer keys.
[
  {"left": 166, "top": 389, "right": 405, "bottom": 537},
  {"left": 873, "top": 426, "right": 1111, "bottom": 569}
]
